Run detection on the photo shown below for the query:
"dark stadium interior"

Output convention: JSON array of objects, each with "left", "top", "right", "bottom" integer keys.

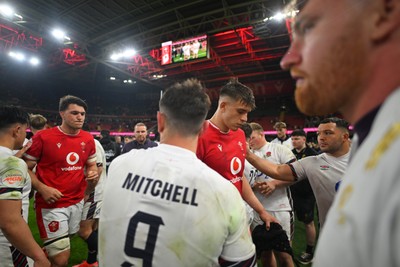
[{"left": 0, "top": 0, "right": 323, "bottom": 135}]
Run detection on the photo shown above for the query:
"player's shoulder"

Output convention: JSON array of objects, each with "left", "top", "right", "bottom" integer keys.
[
  {"left": 79, "top": 129, "right": 94, "bottom": 139},
  {"left": 0, "top": 155, "right": 27, "bottom": 175},
  {"left": 33, "top": 127, "right": 55, "bottom": 139}
]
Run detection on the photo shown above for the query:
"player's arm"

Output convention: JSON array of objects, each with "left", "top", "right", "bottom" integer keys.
[
  {"left": 84, "top": 160, "right": 99, "bottom": 198},
  {"left": 246, "top": 151, "right": 295, "bottom": 182},
  {"left": 0, "top": 199, "right": 50, "bottom": 267},
  {"left": 241, "top": 177, "right": 279, "bottom": 229},
  {"left": 254, "top": 179, "right": 294, "bottom": 197},
  {"left": 26, "top": 161, "right": 63, "bottom": 204}
]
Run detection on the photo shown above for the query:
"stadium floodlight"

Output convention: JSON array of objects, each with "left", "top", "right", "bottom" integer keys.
[
  {"left": 110, "top": 48, "right": 137, "bottom": 61},
  {"left": 127, "top": 79, "right": 132, "bottom": 83},
  {"left": 9, "top": 51, "right": 25, "bottom": 61},
  {"left": 110, "top": 53, "right": 120, "bottom": 60},
  {"left": 51, "top": 29, "right": 69, "bottom": 40},
  {"left": 110, "top": 76, "right": 116, "bottom": 80},
  {"left": 272, "top": 12, "right": 285, "bottom": 21},
  {"left": 123, "top": 80, "right": 128, "bottom": 83},
  {"left": 0, "top": 4, "right": 14, "bottom": 18},
  {"left": 123, "top": 49, "right": 136, "bottom": 57},
  {"left": 29, "top": 57, "right": 40, "bottom": 66}
]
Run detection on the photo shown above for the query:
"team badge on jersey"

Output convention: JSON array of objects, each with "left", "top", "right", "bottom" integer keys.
[
  {"left": 320, "top": 165, "right": 330, "bottom": 170},
  {"left": 57, "top": 143, "right": 61, "bottom": 148},
  {"left": 217, "top": 144, "right": 222, "bottom": 151},
  {"left": 238, "top": 141, "right": 244, "bottom": 150},
  {"left": 81, "top": 142, "right": 86, "bottom": 152},
  {"left": 48, "top": 221, "right": 59, "bottom": 232}
]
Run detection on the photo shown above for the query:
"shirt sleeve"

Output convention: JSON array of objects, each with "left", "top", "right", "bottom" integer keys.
[
  {"left": 0, "top": 157, "right": 28, "bottom": 200},
  {"left": 289, "top": 156, "right": 314, "bottom": 181},
  {"left": 277, "top": 145, "right": 296, "bottom": 164},
  {"left": 23, "top": 133, "right": 43, "bottom": 162},
  {"left": 220, "top": 184, "right": 255, "bottom": 262}
]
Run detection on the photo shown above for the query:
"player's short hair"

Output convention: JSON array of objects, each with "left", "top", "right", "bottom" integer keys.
[
  {"left": 291, "top": 129, "right": 306, "bottom": 137},
  {"left": 320, "top": 117, "right": 350, "bottom": 133},
  {"left": 59, "top": 95, "right": 88, "bottom": 112},
  {"left": 29, "top": 114, "right": 47, "bottom": 130},
  {"left": 159, "top": 78, "right": 210, "bottom": 136},
  {"left": 0, "top": 105, "right": 29, "bottom": 131},
  {"left": 250, "top": 122, "right": 265, "bottom": 134},
  {"left": 240, "top": 123, "right": 253, "bottom": 139},
  {"left": 273, "top": 121, "right": 287, "bottom": 130},
  {"left": 220, "top": 78, "right": 256, "bottom": 110},
  {"left": 134, "top": 122, "right": 147, "bottom": 130}
]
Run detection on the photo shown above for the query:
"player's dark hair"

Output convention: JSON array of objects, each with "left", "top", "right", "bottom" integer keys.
[
  {"left": 0, "top": 105, "right": 29, "bottom": 131},
  {"left": 59, "top": 95, "right": 88, "bottom": 112},
  {"left": 160, "top": 78, "right": 210, "bottom": 136},
  {"left": 320, "top": 117, "right": 350, "bottom": 133},
  {"left": 240, "top": 123, "right": 253, "bottom": 139},
  {"left": 291, "top": 129, "right": 307, "bottom": 137},
  {"left": 220, "top": 78, "right": 256, "bottom": 110}
]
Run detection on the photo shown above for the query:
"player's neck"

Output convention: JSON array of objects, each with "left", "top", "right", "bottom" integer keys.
[
  {"left": 0, "top": 137, "right": 14, "bottom": 151},
  {"left": 295, "top": 144, "right": 306, "bottom": 153},
  {"left": 160, "top": 132, "right": 197, "bottom": 153},
  {"left": 59, "top": 124, "right": 80, "bottom": 135},
  {"left": 209, "top": 115, "right": 229, "bottom": 133}
]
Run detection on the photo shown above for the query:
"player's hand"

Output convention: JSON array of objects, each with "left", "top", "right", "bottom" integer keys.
[
  {"left": 85, "top": 170, "right": 99, "bottom": 198},
  {"left": 255, "top": 181, "right": 276, "bottom": 196},
  {"left": 38, "top": 184, "right": 63, "bottom": 204},
  {"left": 33, "top": 255, "right": 51, "bottom": 267},
  {"left": 86, "top": 170, "right": 98, "bottom": 182},
  {"left": 259, "top": 210, "right": 280, "bottom": 230}
]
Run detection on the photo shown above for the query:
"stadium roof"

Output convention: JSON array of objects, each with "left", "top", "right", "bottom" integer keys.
[{"left": 1, "top": 0, "right": 293, "bottom": 92}]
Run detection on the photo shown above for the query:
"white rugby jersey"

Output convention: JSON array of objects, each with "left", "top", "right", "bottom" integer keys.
[
  {"left": 271, "top": 137, "right": 294, "bottom": 150},
  {"left": 93, "top": 139, "right": 106, "bottom": 202},
  {"left": 314, "top": 88, "right": 400, "bottom": 267},
  {"left": 290, "top": 152, "right": 349, "bottom": 226},
  {"left": 99, "top": 144, "right": 255, "bottom": 267},
  {"left": 0, "top": 146, "right": 31, "bottom": 245},
  {"left": 251, "top": 143, "right": 296, "bottom": 212}
]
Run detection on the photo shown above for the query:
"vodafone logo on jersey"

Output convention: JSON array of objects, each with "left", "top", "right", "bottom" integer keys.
[
  {"left": 230, "top": 157, "right": 242, "bottom": 175},
  {"left": 61, "top": 152, "right": 83, "bottom": 171},
  {"left": 66, "top": 152, "right": 79, "bottom": 165}
]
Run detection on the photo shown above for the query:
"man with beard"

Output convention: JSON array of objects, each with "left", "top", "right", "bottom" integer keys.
[
  {"left": 24, "top": 95, "right": 98, "bottom": 267},
  {"left": 121, "top": 122, "right": 157, "bottom": 153},
  {"left": 279, "top": 0, "right": 400, "bottom": 265},
  {"left": 246, "top": 118, "right": 350, "bottom": 227}
]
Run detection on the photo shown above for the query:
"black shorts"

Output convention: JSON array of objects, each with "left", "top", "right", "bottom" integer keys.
[
  {"left": 291, "top": 180, "right": 316, "bottom": 224},
  {"left": 292, "top": 195, "right": 316, "bottom": 224}
]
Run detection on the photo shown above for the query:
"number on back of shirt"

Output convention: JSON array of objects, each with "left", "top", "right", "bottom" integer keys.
[{"left": 121, "top": 211, "right": 164, "bottom": 267}]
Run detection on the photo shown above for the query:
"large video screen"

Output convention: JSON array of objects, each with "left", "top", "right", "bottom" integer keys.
[{"left": 161, "top": 34, "right": 208, "bottom": 65}]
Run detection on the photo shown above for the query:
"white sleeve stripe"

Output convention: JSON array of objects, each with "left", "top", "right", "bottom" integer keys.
[{"left": 23, "top": 153, "right": 38, "bottom": 161}]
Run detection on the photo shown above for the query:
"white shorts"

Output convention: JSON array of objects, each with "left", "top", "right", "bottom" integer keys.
[
  {"left": 251, "top": 210, "right": 294, "bottom": 241},
  {"left": 81, "top": 200, "right": 102, "bottom": 220},
  {"left": 0, "top": 244, "right": 29, "bottom": 267},
  {"left": 36, "top": 200, "right": 84, "bottom": 239}
]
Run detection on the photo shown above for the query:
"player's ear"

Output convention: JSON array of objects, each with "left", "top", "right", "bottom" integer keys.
[
  {"left": 157, "top": 111, "right": 165, "bottom": 133},
  {"left": 370, "top": 0, "right": 400, "bottom": 41}
]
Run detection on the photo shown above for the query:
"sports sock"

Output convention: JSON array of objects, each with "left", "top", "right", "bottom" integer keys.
[{"left": 86, "top": 230, "right": 98, "bottom": 264}]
